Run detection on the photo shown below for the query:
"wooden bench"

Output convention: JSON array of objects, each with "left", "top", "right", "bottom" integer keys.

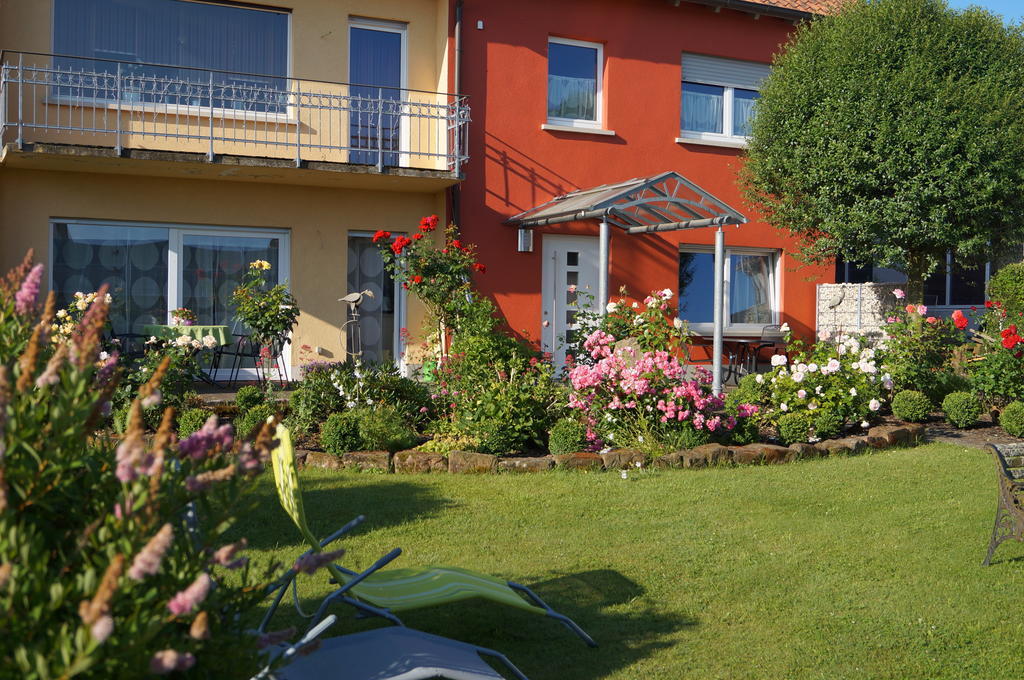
[{"left": 982, "top": 443, "right": 1024, "bottom": 565}]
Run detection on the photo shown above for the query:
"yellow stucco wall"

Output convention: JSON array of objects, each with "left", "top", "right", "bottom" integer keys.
[
  {"left": 0, "top": 167, "right": 445, "bottom": 370},
  {"left": 0, "top": 0, "right": 456, "bottom": 372}
]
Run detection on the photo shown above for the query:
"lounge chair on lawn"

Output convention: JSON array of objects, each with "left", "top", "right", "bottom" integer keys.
[
  {"left": 269, "top": 424, "right": 597, "bottom": 647},
  {"left": 252, "top": 546, "right": 530, "bottom": 680}
]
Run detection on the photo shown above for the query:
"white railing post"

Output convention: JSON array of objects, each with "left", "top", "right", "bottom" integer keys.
[
  {"left": 207, "top": 71, "right": 214, "bottom": 161},
  {"left": 294, "top": 83, "right": 301, "bottom": 167},
  {"left": 16, "top": 52, "right": 23, "bottom": 150},
  {"left": 115, "top": 62, "right": 122, "bottom": 155},
  {"left": 376, "top": 87, "right": 385, "bottom": 172}
]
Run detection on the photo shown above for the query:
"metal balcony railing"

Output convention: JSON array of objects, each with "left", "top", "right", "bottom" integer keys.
[{"left": 0, "top": 51, "right": 470, "bottom": 173}]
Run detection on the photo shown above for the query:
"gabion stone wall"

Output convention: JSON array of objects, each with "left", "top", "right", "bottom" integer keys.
[{"left": 816, "top": 283, "right": 903, "bottom": 339}]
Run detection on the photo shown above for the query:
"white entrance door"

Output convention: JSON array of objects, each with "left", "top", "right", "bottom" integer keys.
[{"left": 541, "top": 235, "right": 599, "bottom": 371}]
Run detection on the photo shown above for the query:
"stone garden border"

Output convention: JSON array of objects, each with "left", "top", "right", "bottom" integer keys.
[{"left": 300, "top": 424, "right": 926, "bottom": 474}]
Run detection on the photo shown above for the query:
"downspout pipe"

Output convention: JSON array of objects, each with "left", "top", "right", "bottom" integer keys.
[{"left": 450, "top": 0, "right": 464, "bottom": 225}]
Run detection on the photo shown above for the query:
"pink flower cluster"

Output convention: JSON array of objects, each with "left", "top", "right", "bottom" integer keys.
[
  {"left": 568, "top": 329, "right": 754, "bottom": 444},
  {"left": 178, "top": 416, "right": 234, "bottom": 460},
  {"left": 167, "top": 573, "right": 212, "bottom": 616},
  {"left": 14, "top": 264, "right": 42, "bottom": 315}
]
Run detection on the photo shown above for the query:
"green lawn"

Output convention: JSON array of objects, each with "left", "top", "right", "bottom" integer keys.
[{"left": 234, "top": 443, "right": 1024, "bottom": 680}]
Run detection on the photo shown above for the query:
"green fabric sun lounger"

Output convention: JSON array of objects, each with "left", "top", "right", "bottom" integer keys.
[{"left": 269, "top": 424, "right": 597, "bottom": 647}]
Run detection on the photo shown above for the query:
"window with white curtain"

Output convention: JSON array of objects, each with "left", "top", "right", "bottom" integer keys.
[
  {"left": 680, "top": 54, "right": 769, "bottom": 146},
  {"left": 678, "top": 248, "right": 778, "bottom": 333},
  {"left": 547, "top": 38, "right": 602, "bottom": 128},
  {"left": 51, "top": 220, "right": 289, "bottom": 337},
  {"left": 53, "top": 0, "right": 289, "bottom": 109}
]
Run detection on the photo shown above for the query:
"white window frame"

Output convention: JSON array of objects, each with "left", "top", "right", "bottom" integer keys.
[
  {"left": 546, "top": 37, "right": 604, "bottom": 130},
  {"left": 678, "top": 246, "right": 780, "bottom": 337},
  {"left": 348, "top": 17, "right": 411, "bottom": 167},
  {"left": 678, "top": 79, "right": 759, "bottom": 149},
  {"left": 348, "top": 230, "right": 409, "bottom": 370},
  {"left": 49, "top": 218, "right": 292, "bottom": 379}
]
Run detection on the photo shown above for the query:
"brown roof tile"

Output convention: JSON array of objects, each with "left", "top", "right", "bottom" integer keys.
[{"left": 746, "top": 0, "right": 849, "bottom": 15}]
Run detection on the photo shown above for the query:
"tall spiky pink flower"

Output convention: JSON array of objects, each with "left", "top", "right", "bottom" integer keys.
[
  {"left": 128, "top": 524, "right": 173, "bottom": 580},
  {"left": 167, "top": 573, "right": 212, "bottom": 616},
  {"left": 14, "top": 264, "right": 42, "bottom": 315}
]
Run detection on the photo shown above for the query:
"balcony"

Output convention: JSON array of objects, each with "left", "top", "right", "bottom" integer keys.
[{"left": 0, "top": 51, "right": 470, "bottom": 187}]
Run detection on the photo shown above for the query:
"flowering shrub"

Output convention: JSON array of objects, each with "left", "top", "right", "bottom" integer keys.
[
  {"left": 231, "top": 260, "right": 299, "bottom": 354},
  {"left": 965, "top": 300, "right": 1024, "bottom": 408},
  {"left": 51, "top": 290, "right": 114, "bottom": 345},
  {"left": 881, "top": 295, "right": 965, "bottom": 403},
  {"left": 566, "top": 327, "right": 753, "bottom": 453},
  {"left": 432, "top": 349, "right": 562, "bottom": 454},
  {"left": 745, "top": 333, "right": 889, "bottom": 439},
  {"left": 0, "top": 255, "right": 284, "bottom": 679},
  {"left": 376, "top": 216, "right": 485, "bottom": 335},
  {"left": 567, "top": 287, "right": 689, "bottom": 368}
]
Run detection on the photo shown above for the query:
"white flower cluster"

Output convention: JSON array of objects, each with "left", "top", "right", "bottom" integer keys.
[{"left": 173, "top": 334, "right": 219, "bottom": 350}]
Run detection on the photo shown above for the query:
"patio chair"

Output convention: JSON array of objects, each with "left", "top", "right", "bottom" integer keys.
[
  {"left": 271, "top": 626, "right": 530, "bottom": 680},
  {"left": 269, "top": 424, "right": 597, "bottom": 647},
  {"left": 252, "top": 546, "right": 530, "bottom": 680}
]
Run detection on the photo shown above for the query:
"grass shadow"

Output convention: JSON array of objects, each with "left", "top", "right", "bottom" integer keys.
[
  {"left": 263, "top": 568, "right": 695, "bottom": 680},
  {"left": 231, "top": 472, "right": 455, "bottom": 551}
]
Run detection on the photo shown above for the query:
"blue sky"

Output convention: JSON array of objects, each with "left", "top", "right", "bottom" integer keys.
[{"left": 946, "top": 0, "right": 1024, "bottom": 24}]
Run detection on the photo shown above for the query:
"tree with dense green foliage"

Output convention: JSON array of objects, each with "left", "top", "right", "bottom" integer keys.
[{"left": 743, "top": 0, "right": 1024, "bottom": 302}]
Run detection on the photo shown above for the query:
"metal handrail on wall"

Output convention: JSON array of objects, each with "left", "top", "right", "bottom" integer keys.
[{"left": 0, "top": 50, "right": 470, "bottom": 173}]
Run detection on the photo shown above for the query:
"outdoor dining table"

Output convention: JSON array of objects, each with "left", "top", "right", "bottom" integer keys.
[{"left": 141, "top": 324, "right": 231, "bottom": 385}]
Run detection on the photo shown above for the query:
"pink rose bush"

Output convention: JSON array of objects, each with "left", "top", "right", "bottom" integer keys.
[{"left": 567, "top": 327, "right": 755, "bottom": 451}]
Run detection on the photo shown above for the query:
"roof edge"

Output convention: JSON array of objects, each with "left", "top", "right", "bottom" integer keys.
[{"left": 678, "top": 0, "right": 817, "bottom": 21}]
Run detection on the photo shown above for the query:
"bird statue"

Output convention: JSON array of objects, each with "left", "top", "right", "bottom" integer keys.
[{"left": 338, "top": 289, "right": 374, "bottom": 362}]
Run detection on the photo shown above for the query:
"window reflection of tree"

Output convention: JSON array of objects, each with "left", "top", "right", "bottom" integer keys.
[{"left": 730, "top": 255, "right": 771, "bottom": 324}]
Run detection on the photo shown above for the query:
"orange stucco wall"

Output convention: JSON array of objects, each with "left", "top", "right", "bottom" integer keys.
[{"left": 455, "top": 0, "right": 831, "bottom": 344}]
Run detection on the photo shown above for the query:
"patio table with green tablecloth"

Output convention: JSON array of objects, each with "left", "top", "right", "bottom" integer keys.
[{"left": 142, "top": 324, "right": 231, "bottom": 346}]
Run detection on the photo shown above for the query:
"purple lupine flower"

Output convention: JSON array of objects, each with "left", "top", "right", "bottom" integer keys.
[
  {"left": 150, "top": 650, "right": 196, "bottom": 674},
  {"left": 14, "top": 264, "right": 43, "bottom": 315},
  {"left": 293, "top": 548, "right": 345, "bottom": 575},
  {"left": 167, "top": 573, "right": 212, "bottom": 616},
  {"left": 128, "top": 524, "right": 174, "bottom": 580},
  {"left": 178, "top": 416, "right": 234, "bottom": 460}
]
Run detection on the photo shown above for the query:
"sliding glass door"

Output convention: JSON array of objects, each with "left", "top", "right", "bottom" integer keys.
[{"left": 52, "top": 221, "right": 290, "bottom": 375}]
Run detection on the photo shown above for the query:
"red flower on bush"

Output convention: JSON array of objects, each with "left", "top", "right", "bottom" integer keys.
[
  {"left": 450, "top": 239, "right": 463, "bottom": 250},
  {"left": 411, "top": 275, "right": 423, "bottom": 285},
  {"left": 372, "top": 230, "right": 391, "bottom": 243},
  {"left": 951, "top": 309, "right": 968, "bottom": 330},
  {"left": 472, "top": 263, "right": 486, "bottom": 273},
  {"left": 925, "top": 316, "right": 938, "bottom": 324},
  {"left": 413, "top": 233, "right": 424, "bottom": 241},
  {"left": 391, "top": 235, "right": 412, "bottom": 255},
  {"left": 1000, "top": 325, "right": 1022, "bottom": 349},
  {"left": 419, "top": 215, "right": 439, "bottom": 232},
  {"left": 986, "top": 300, "right": 994, "bottom": 308}
]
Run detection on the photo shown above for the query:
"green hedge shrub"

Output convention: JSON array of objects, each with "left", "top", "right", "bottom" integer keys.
[
  {"left": 235, "top": 385, "right": 265, "bottom": 413},
  {"left": 778, "top": 411, "right": 815, "bottom": 445},
  {"left": 988, "top": 262, "right": 1024, "bottom": 318},
  {"left": 358, "top": 406, "right": 417, "bottom": 453},
  {"left": 235, "top": 403, "right": 275, "bottom": 438},
  {"left": 813, "top": 409, "right": 844, "bottom": 440},
  {"left": 548, "top": 418, "right": 587, "bottom": 456},
  {"left": 178, "top": 408, "right": 212, "bottom": 437},
  {"left": 321, "top": 411, "right": 362, "bottom": 455},
  {"left": 1000, "top": 401, "right": 1024, "bottom": 438},
  {"left": 941, "top": 391, "right": 981, "bottom": 429},
  {"left": 892, "top": 390, "right": 932, "bottom": 423}
]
